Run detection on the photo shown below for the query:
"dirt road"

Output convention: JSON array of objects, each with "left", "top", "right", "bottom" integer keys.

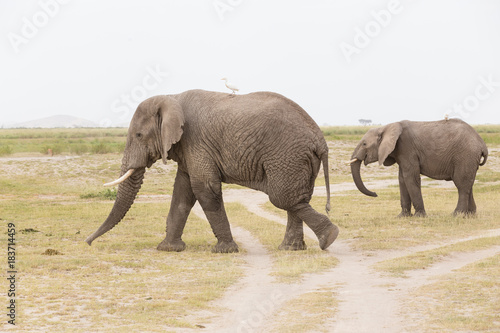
[{"left": 186, "top": 185, "right": 500, "bottom": 333}]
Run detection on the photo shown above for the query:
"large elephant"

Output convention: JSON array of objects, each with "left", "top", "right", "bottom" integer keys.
[
  {"left": 86, "top": 90, "right": 339, "bottom": 253},
  {"left": 349, "top": 119, "right": 488, "bottom": 217}
]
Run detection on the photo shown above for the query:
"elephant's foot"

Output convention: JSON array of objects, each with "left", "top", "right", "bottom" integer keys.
[
  {"left": 278, "top": 239, "right": 307, "bottom": 251},
  {"left": 157, "top": 238, "right": 186, "bottom": 252},
  {"left": 453, "top": 210, "right": 476, "bottom": 218},
  {"left": 212, "top": 240, "right": 239, "bottom": 253},
  {"left": 317, "top": 224, "right": 339, "bottom": 250},
  {"left": 397, "top": 211, "right": 412, "bottom": 218},
  {"left": 414, "top": 210, "right": 427, "bottom": 218}
]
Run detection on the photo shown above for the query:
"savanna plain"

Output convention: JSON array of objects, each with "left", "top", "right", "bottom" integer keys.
[{"left": 1, "top": 126, "right": 500, "bottom": 332}]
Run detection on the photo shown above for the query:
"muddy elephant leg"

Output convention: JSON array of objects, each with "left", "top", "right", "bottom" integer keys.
[
  {"left": 398, "top": 167, "right": 412, "bottom": 217},
  {"left": 192, "top": 179, "right": 238, "bottom": 253},
  {"left": 157, "top": 170, "right": 196, "bottom": 252},
  {"left": 279, "top": 211, "right": 306, "bottom": 251},
  {"left": 290, "top": 203, "right": 338, "bottom": 250},
  {"left": 401, "top": 169, "right": 426, "bottom": 217}
]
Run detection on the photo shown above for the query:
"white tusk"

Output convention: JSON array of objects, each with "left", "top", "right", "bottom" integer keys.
[
  {"left": 104, "top": 169, "right": 135, "bottom": 187},
  {"left": 347, "top": 158, "right": 358, "bottom": 165}
]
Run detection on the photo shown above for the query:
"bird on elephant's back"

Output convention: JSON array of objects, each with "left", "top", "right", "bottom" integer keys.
[
  {"left": 86, "top": 89, "right": 338, "bottom": 253},
  {"left": 349, "top": 119, "right": 488, "bottom": 217}
]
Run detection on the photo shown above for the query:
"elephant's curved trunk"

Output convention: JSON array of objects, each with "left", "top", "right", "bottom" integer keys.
[
  {"left": 350, "top": 159, "right": 377, "bottom": 197},
  {"left": 85, "top": 167, "right": 146, "bottom": 245}
]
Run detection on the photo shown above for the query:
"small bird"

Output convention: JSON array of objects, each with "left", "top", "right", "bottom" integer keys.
[
  {"left": 221, "top": 77, "right": 239, "bottom": 95},
  {"left": 444, "top": 113, "right": 449, "bottom": 121}
]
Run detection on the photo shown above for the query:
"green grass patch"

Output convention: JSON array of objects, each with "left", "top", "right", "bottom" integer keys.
[
  {"left": 80, "top": 188, "right": 117, "bottom": 200},
  {"left": 474, "top": 125, "right": 500, "bottom": 145},
  {"left": 321, "top": 126, "right": 375, "bottom": 141},
  {"left": 0, "top": 128, "right": 127, "bottom": 155},
  {"left": 0, "top": 144, "right": 13, "bottom": 156}
]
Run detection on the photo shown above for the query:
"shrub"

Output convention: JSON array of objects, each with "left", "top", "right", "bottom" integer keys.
[
  {"left": 90, "top": 140, "right": 112, "bottom": 154},
  {"left": 40, "top": 144, "right": 64, "bottom": 155},
  {"left": 70, "top": 144, "right": 89, "bottom": 155},
  {"left": 0, "top": 145, "right": 13, "bottom": 156},
  {"left": 80, "top": 188, "right": 117, "bottom": 200}
]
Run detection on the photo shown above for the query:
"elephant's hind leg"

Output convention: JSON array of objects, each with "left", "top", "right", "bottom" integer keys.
[
  {"left": 289, "top": 203, "right": 338, "bottom": 250},
  {"left": 157, "top": 170, "right": 196, "bottom": 252},
  {"left": 453, "top": 171, "right": 476, "bottom": 216},
  {"left": 279, "top": 211, "right": 306, "bottom": 251},
  {"left": 467, "top": 191, "right": 477, "bottom": 215}
]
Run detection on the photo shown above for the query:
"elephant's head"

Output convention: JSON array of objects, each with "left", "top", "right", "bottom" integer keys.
[
  {"left": 349, "top": 122, "right": 402, "bottom": 197},
  {"left": 85, "top": 95, "right": 184, "bottom": 245}
]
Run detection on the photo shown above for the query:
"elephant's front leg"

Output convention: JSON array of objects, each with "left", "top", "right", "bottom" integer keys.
[
  {"left": 192, "top": 179, "right": 239, "bottom": 253},
  {"left": 157, "top": 170, "right": 196, "bottom": 252},
  {"left": 279, "top": 211, "right": 306, "bottom": 250},
  {"left": 398, "top": 167, "right": 412, "bottom": 217},
  {"left": 401, "top": 168, "right": 426, "bottom": 217}
]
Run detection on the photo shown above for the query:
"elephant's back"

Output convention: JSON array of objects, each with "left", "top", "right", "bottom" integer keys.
[
  {"left": 177, "top": 90, "right": 327, "bottom": 189},
  {"left": 179, "top": 89, "right": 326, "bottom": 149},
  {"left": 179, "top": 89, "right": 321, "bottom": 128}
]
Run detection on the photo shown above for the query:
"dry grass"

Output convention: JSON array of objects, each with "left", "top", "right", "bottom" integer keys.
[
  {"left": 2, "top": 199, "right": 243, "bottom": 331},
  {"left": 404, "top": 254, "right": 500, "bottom": 332},
  {"left": 1, "top": 127, "right": 499, "bottom": 332},
  {"left": 375, "top": 236, "right": 500, "bottom": 277},
  {"left": 270, "top": 287, "right": 339, "bottom": 333}
]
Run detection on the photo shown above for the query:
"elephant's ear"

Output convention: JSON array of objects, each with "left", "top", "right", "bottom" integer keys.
[
  {"left": 158, "top": 97, "right": 185, "bottom": 164},
  {"left": 378, "top": 122, "right": 402, "bottom": 166}
]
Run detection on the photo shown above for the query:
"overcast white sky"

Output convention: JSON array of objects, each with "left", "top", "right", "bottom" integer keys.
[{"left": 1, "top": 0, "right": 499, "bottom": 127}]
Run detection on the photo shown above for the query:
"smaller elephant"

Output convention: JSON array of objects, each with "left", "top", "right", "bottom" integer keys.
[{"left": 349, "top": 119, "right": 488, "bottom": 217}]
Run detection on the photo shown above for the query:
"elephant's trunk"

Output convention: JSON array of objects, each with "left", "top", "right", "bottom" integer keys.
[
  {"left": 350, "top": 159, "right": 377, "bottom": 197},
  {"left": 85, "top": 166, "right": 146, "bottom": 245}
]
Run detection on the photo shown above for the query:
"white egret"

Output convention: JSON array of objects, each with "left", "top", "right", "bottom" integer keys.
[{"left": 221, "top": 77, "right": 239, "bottom": 95}]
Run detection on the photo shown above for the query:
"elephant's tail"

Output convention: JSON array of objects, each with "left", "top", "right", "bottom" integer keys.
[
  {"left": 480, "top": 146, "right": 488, "bottom": 166},
  {"left": 321, "top": 152, "right": 331, "bottom": 214}
]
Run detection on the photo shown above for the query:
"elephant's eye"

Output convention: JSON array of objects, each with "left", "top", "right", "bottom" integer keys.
[
  {"left": 136, "top": 133, "right": 142, "bottom": 139},
  {"left": 362, "top": 142, "right": 367, "bottom": 146}
]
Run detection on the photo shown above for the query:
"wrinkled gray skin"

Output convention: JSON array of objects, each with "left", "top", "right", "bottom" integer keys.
[
  {"left": 86, "top": 90, "right": 338, "bottom": 253},
  {"left": 351, "top": 119, "right": 488, "bottom": 217}
]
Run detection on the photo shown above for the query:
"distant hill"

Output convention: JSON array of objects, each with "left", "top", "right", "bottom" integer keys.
[{"left": 11, "top": 115, "right": 98, "bottom": 128}]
